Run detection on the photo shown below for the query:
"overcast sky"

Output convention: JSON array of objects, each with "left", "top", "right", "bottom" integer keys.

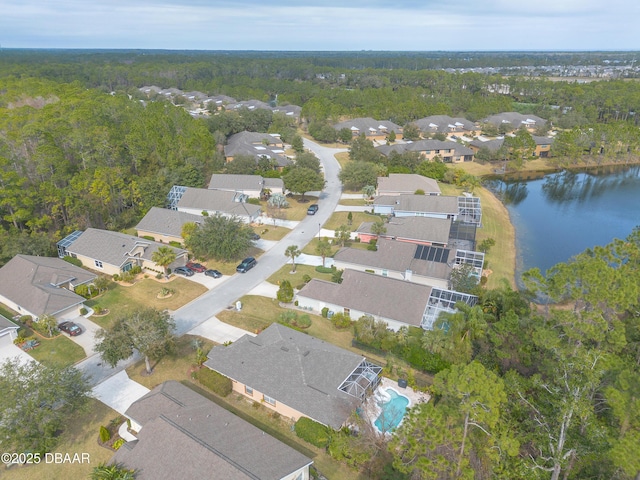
[{"left": 2, "top": 0, "right": 639, "bottom": 51}]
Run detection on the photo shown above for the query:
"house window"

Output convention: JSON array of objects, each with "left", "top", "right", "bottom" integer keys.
[
  {"left": 263, "top": 394, "right": 276, "bottom": 406},
  {"left": 94, "top": 260, "right": 103, "bottom": 269},
  {"left": 245, "top": 386, "right": 253, "bottom": 396},
  {"left": 435, "top": 149, "right": 440, "bottom": 154}
]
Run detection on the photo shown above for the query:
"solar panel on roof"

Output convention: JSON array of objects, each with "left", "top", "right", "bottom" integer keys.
[{"left": 414, "top": 245, "right": 450, "bottom": 263}]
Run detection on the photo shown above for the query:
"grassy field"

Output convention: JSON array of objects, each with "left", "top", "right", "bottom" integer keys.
[
  {"left": 335, "top": 151, "right": 350, "bottom": 169},
  {"left": 85, "top": 277, "right": 207, "bottom": 328},
  {"left": 3, "top": 398, "right": 118, "bottom": 480},
  {"left": 338, "top": 198, "right": 367, "bottom": 206},
  {"left": 27, "top": 333, "right": 86, "bottom": 367}
]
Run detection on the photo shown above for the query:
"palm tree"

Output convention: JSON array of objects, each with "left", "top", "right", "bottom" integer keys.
[
  {"left": 370, "top": 220, "right": 387, "bottom": 239},
  {"left": 285, "top": 245, "right": 301, "bottom": 273},
  {"left": 151, "top": 246, "right": 177, "bottom": 278},
  {"left": 39, "top": 314, "right": 58, "bottom": 337},
  {"left": 90, "top": 462, "right": 136, "bottom": 480},
  {"left": 315, "top": 239, "right": 332, "bottom": 268}
]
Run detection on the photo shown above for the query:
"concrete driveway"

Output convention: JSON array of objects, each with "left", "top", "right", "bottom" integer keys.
[
  {"left": 182, "top": 271, "right": 232, "bottom": 290},
  {"left": 62, "top": 316, "right": 102, "bottom": 357},
  {"left": 188, "top": 316, "right": 255, "bottom": 344},
  {"left": 0, "top": 334, "right": 36, "bottom": 365},
  {"left": 92, "top": 370, "right": 149, "bottom": 415}
]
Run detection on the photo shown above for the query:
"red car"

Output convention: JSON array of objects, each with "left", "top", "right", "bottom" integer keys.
[
  {"left": 58, "top": 321, "right": 82, "bottom": 336},
  {"left": 186, "top": 262, "right": 206, "bottom": 273}
]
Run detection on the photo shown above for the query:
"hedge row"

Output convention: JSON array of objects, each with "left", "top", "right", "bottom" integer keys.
[
  {"left": 294, "top": 417, "right": 330, "bottom": 448},
  {"left": 193, "top": 368, "right": 232, "bottom": 397}
]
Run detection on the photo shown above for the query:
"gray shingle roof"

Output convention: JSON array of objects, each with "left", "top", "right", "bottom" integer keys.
[
  {"left": 377, "top": 139, "right": 474, "bottom": 158},
  {"left": 66, "top": 228, "right": 187, "bottom": 269},
  {"left": 333, "top": 117, "right": 402, "bottom": 135},
  {"left": 135, "top": 207, "right": 202, "bottom": 238},
  {"left": 374, "top": 194, "right": 459, "bottom": 215},
  {"left": 482, "top": 112, "right": 547, "bottom": 128},
  {"left": 377, "top": 174, "right": 440, "bottom": 195},
  {"left": 412, "top": 115, "right": 477, "bottom": 133},
  {"left": 334, "top": 239, "right": 452, "bottom": 281},
  {"left": 0, "top": 255, "right": 95, "bottom": 317},
  {"left": 115, "top": 381, "right": 312, "bottom": 480},
  {"left": 208, "top": 174, "right": 284, "bottom": 193},
  {"left": 470, "top": 138, "right": 504, "bottom": 152},
  {"left": 177, "top": 188, "right": 262, "bottom": 218},
  {"left": 358, "top": 216, "right": 452, "bottom": 244},
  {"left": 205, "top": 324, "right": 364, "bottom": 429},
  {"left": 224, "top": 132, "right": 291, "bottom": 168},
  {"left": 297, "top": 270, "right": 432, "bottom": 328}
]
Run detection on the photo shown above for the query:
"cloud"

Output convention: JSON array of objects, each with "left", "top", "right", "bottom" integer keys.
[{"left": 1, "top": 0, "right": 639, "bottom": 50}]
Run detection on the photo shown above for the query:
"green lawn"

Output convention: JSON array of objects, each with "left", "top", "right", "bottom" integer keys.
[
  {"left": 3, "top": 398, "right": 117, "bottom": 480},
  {"left": 28, "top": 334, "right": 86, "bottom": 367},
  {"left": 253, "top": 225, "right": 291, "bottom": 241},
  {"left": 86, "top": 277, "right": 208, "bottom": 329},
  {"left": 127, "top": 334, "right": 216, "bottom": 389},
  {"left": 259, "top": 194, "right": 319, "bottom": 222},
  {"left": 267, "top": 264, "right": 334, "bottom": 287},
  {"left": 338, "top": 198, "right": 367, "bottom": 206},
  {"left": 323, "top": 211, "right": 383, "bottom": 231}
]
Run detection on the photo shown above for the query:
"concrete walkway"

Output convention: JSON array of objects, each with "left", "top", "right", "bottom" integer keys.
[
  {"left": 92, "top": 370, "right": 150, "bottom": 415},
  {"left": 335, "top": 205, "right": 370, "bottom": 212}
]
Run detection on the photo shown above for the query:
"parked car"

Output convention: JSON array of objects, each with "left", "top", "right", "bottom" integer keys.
[
  {"left": 204, "top": 269, "right": 222, "bottom": 278},
  {"left": 307, "top": 204, "right": 319, "bottom": 215},
  {"left": 58, "top": 321, "right": 82, "bottom": 336},
  {"left": 186, "top": 262, "right": 207, "bottom": 273},
  {"left": 236, "top": 257, "right": 257, "bottom": 273},
  {"left": 249, "top": 233, "right": 261, "bottom": 241},
  {"left": 174, "top": 266, "right": 195, "bottom": 277}
]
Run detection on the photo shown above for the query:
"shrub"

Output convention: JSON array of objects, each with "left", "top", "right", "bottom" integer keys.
[
  {"left": 99, "top": 425, "right": 111, "bottom": 443},
  {"left": 330, "top": 312, "right": 352, "bottom": 329},
  {"left": 194, "top": 368, "right": 232, "bottom": 397},
  {"left": 94, "top": 306, "right": 104, "bottom": 315},
  {"left": 247, "top": 197, "right": 261, "bottom": 205},
  {"left": 142, "top": 235, "right": 155, "bottom": 241},
  {"left": 169, "top": 241, "right": 182, "bottom": 248},
  {"left": 74, "top": 284, "right": 90, "bottom": 298},
  {"left": 302, "top": 274, "right": 312, "bottom": 284},
  {"left": 414, "top": 189, "right": 425, "bottom": 195},
  {"left": 112, "top": 438, "right": 125, "bottom": 450},
  {"left": 279, "top": 311, "right": 312, "bottom": 329},
  {"left": 80, "top": 307, "right": 88, "bottom": 316},
  {"left": 120, "top": 271, "right": 135, "bottom": 283},
  {"left": 294, "top": 417, "right": 330, "bottom": 448},
  {"left": 112, "top": 274, "right": 120, "bottom": 281},
  {"left": 156, "top": 272, "right": 163, "bottom": 279},
  {"left": 315, "top": 266, "right": 334, "bottom": 274},
  {"left": 130, "top": 265, "right": 142, "bottom": 275},
  {"left": 19, "top": 315, "right": 33, "bottom": 327},
  {"left": 277, "top": 280, "right": 294, "bottom": 303},
  {"left": 62, "top": 256, "right": 83, "bottom": 267},
  {"left": 321, "top": 307, "right": 329, "bottom": 318}
]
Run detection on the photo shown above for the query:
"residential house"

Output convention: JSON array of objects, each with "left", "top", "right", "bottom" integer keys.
[
  {"left": 373, "top": 194, "right": 482, "bottom": 226},
  {"left": 482, "top": 112, "right": 547, "bottom": 133},
  {"left": 113, "top": 381, "right": 313, "bottom": 480},
  {"left": 204, "top": 323, "right": 382, "bottom": 429},
  {"left": 271, "top": 104, "right": 302, "bottom": 120},
  {"left": 296, "top": 269, "right": 477, "bottom": 331},
  {"left": 333, "top": 239, "right": 485, "bottom": 289},
  {"left": 333, "top": 117, "right": 403, "bottom": 142},
  {"left": 172, "top": 187, "right": 261, "bottom": 223},
  {"left": 376, "top": 140, "right": 474, "bottom": 163},
  {"left": 208, "top": 174, "right": 284, "bottom": 198},
  {"left": 0, "top": 254, "right": 96, "bottom": 321},
  {"left": 376, "top": 174, "right": 441, "bottom": 196},
  {"left": 204, "top": 94, "right": 237, "bottom": 111},
  {"left": 59, "top": 228, "right": 188, "bottom": 277},
  {"left": 469, "top": 136, "right": 554, "bottom": 158},
  {"left": 357, "top": 216, "right": 452, "bottom": 247},
  {"left": 0, "top": 315, "right": 20, "bottom": 346},
  {"left": 226, "top": 99, "right": 273, "bottom": 112},
  {"left": 411, "top": 115, "right": 477, "bottom": 138},
  {"left": 224, "top": 131, "right": 291, "bottom": 170},
  {"left": 135, "top": 207, "right": 202, "bottom": 245}
]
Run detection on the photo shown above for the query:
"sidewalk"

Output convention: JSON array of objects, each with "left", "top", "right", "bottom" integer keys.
[{"left": 92, "top": 370, "right": 150, "bottom": 415}]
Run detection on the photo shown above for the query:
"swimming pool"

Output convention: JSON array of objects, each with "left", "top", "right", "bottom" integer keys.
[{"left": 374, "top": 388, "right": 410, "bottom": 433}]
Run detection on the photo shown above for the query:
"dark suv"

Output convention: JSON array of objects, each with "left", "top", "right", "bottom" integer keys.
[
  {"left": 236, "top": 257, "right": 257, "bottom": 273},
  {"left": 307, "top": 204, "right": 319, "bottom": 215}
]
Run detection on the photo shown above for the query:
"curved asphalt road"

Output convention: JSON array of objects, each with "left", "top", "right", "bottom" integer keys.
[{"left": 78, "top": 138, "right": 347, "bottom": 385}]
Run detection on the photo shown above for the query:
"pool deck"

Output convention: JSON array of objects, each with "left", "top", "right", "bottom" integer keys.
[{"left": 362, "top": 376, "right": 431, "bottom": 434}]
